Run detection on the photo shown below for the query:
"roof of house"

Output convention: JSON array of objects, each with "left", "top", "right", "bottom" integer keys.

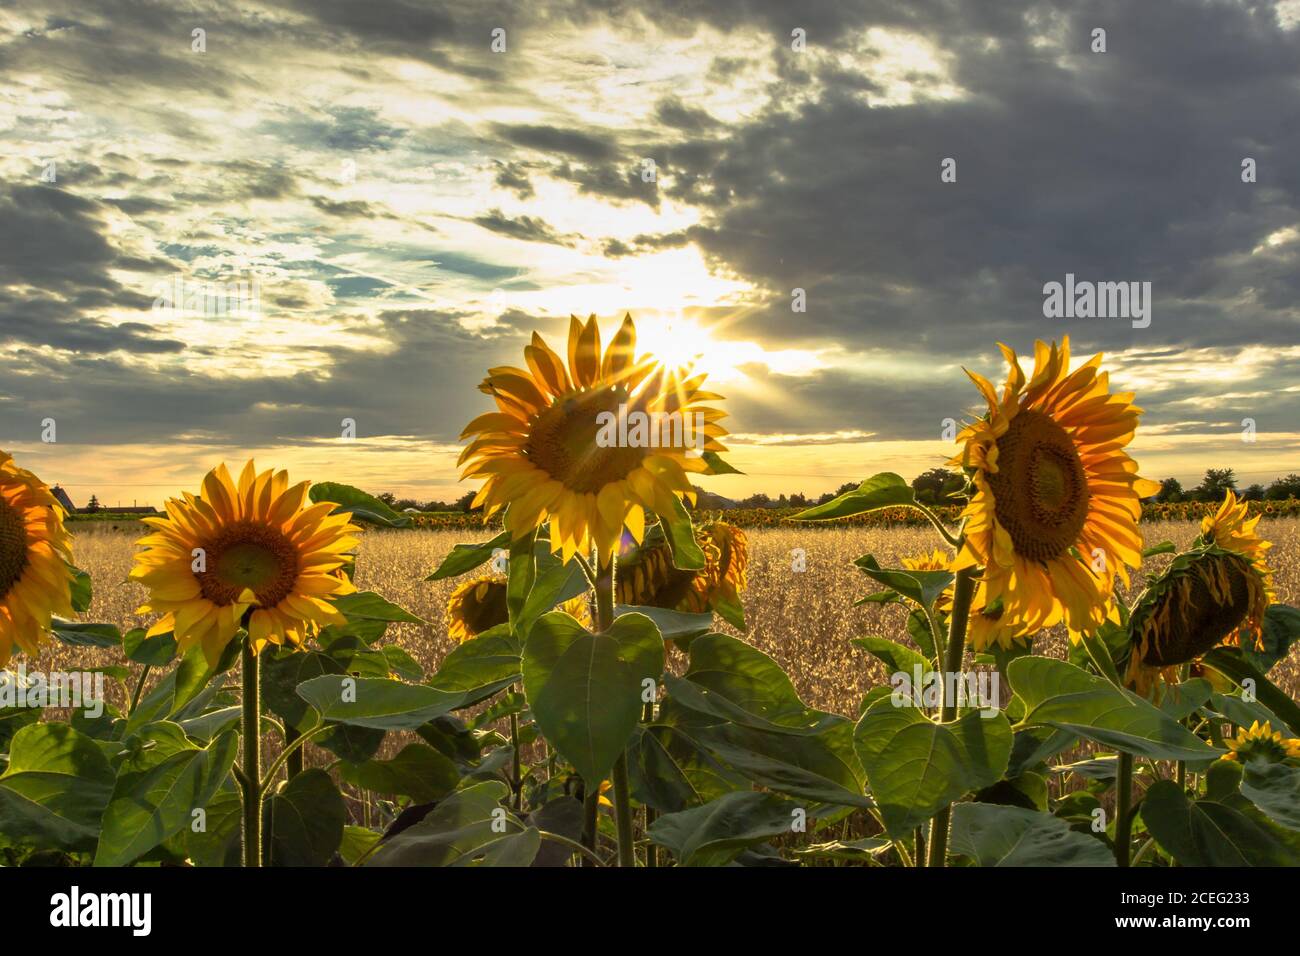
[{"left": 50, "top": 485, "right": 75, "bottom": 512}]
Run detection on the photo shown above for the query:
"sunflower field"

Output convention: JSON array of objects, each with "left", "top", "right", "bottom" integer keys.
[{"left": 3, "top": 316, "right": 1300, "bottom": 872}]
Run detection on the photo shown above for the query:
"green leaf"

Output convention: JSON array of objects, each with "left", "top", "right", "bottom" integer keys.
[
  {"left": 853, "top": 700, "right": 1012, "bottom": 836},
  {"left": 1202, "top": 646, "right": 1300, "bottom": 737},
  {"left": 296, "top": 675, "right": 463, "bottom": 730},
  {"left": 1141, "top": 541, "right": 1177, "bottom": 558},
  {"left": 49, "top": 619, "right": 121, "bottom": 648},
  {"left": 68, "top": 565, "right": 93, "bottom": 613},
  {"left": 0, "top": 723, "right": 115, "bottom": 851},
  {"left": 518, "top": 560, "right": 588, "bottom": 636},
  {"left": 949, "top": 803, "right": 1114, "bottom": 866},
  {"left": 309, "top": 481, "right": 412, "bottom": 528},
  {"left": 262, "top": 649, "right": 344, "bottom": 731},
  {"left": 265, "top": 768, "right": 347, "bottom": 866},
  {"left": 339, "top": 825, "right": 382, "bottom": 866},
  {"left": 853, "top": 555, "right": 952, "bottom": 611},
  {"left": 852, "top": 636, "right": 930, "bottom": 677},
  {"left": 1075, "top": 627, "right": 1122, "bottom": 686},
  {"left": 122, "top": 626, "right": 177, "bottom": 666},
  {"left": 427, "top": 531, "right": 510, "bottom": 581},
  {"left": 522, "top": 610, "right": 664, "bottom": 787},
  {"left": 665, "top": 632, "right": 841, "bottom": 735},
  {"left": 700, "top": 451, "right": 743, "bottom": 476},
  {"left": 648, "top": 791, "right": 801, "bottom": 866},
  {"left": 180, "top": 790, "right": 242, "bottom": 867},
  {"left": 1141, "top": 778, "right": 1299, "bottom": 866},
  {"left": 366, "top": 780, "right": 520, "bottom": 866},
  {"left": 1248, "top": 604, "right": 1300, "bottom": 674},
  {"left": 792, "top": 472, "right": 915, "bottom": 521},
  {"left": 427, "top": 628, "right": 522, "bottom": 710},
  {"left": 614, "top": 605, "right": 713, "bottom": 645},
  {"left": 340, "top": 744, "right": 461, "bottom": 802},
  {"left": 691, "top": 720, "right": 871, "bottom": 808},
  {"left": 507, "top": 529, "right": 538, "bottom": 629},
  {"left": 1240, "top": 761, "right": 1300, "bottom": 831},
  {"left": 1008, "top": 656, "right": 1217, "bottom": 761},
  {"left": 628, "top": 724, "right": 747, "bottom": 814},
  {"left": 331, "top": 590, "right": 424, "bottom": 625},
  {"left": 94, "top": 723, "right": 238, "bottom": 866},
  {"left": 658, "top": 495, "right": 706, "bottom": 571}
]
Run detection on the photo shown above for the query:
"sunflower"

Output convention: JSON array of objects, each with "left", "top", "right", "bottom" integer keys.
[
  {"left": 1125, "top": 491, "right": 1274, "bottom": 692},
  {"left": 899, "top": 547, "right": 1019, "bottom": 645},
  {"left": 131, "top": 461, "right": 359, "bottom": 663},
  {"left": 445, "top": 572, "right": 591, "bottom": 642},
  {"left": 615, "top": 521, "right": 748, "bottom": 615},
  {"left": 951, "top": 337, "right": 1159, "bottom": 650},
  {"left": 0, "top": 451, "right": 75, "bottom": 666},
  {"left": 459, "top": 314, "right": 728, "bottom": 562},
  {"left": 1220, "top": 720, "right": 1300, "bottom": 763}
]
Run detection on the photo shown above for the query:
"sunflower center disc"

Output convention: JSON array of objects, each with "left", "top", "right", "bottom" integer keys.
[
  {"left": 198, "top": 521, "right": 300, "bottom": 608},
  {"left": 0, "top": 497, "right": 28, "bottom": 599},
  {"left": 524, "top": 387, "right": 647, "bottom": 494},
  {"left": 989, "top": 409, "right": 1090, "bottom": 563}
]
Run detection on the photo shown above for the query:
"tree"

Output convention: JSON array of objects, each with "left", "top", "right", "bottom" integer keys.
[
  {"left": 912, "top": 467, "right": 965, "bottom": 505},
  {"left": 1156, "top": 477, "right": 1183, "bottom": 503},
  {"left": 740, "top": 492, "right": 771, "bottom": 509},
  {"left": 1242, "top": 484, "right": 1265, "bottom": 501},
  {"left": 375, "top": 492, "right": 398, "bottom": 506},
  {"left": 85, "top": 494, "right": 101, "bottom": 513},
  {"left": 1267, "top": 474, "right": 1300, "bottom": 500},
  {"left": 1194, "top": 468, "right": 1237, "bottom": 503}
]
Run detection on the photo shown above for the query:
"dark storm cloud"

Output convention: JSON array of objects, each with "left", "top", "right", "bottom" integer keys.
[
  {"left": 472, "top": 209, "right": 572, "bottom": 244},
  {"left": 494, "top": 124, "right": 618, "bottom": 162}
]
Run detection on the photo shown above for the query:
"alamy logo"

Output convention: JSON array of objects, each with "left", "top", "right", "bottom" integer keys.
[
  {"left": 890, "top": 666, "right": 1000, "bottom": 717},
  {"left": 49, "top": 887, "right": 151, "bottom": 936},
  {"left": 152, "top": 274, "right": 262, "bottom": 321},
  {"left": 1042, "top": 273, "right": 1151, "bottom": 328},
  {"left": 0, "top": 665, "right": 104, "bottom": 717},
  {"left": 595, "top": 404, "right": 705, "bottom": 457}
]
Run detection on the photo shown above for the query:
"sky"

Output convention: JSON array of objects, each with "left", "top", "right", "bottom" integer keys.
[{"left": 1, "top": 0, "right": 1298, "bottom": 507}]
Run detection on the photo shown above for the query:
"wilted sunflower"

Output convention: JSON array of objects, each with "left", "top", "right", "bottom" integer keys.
[
  {"left": 459, "top": 314, "right": 728, "bottom": 563},
  {"left": 0, "top": 451, "right": 75, "bottom": 666},
  {"left": 131, "top": 461, "right": 359, "bottom": 663},
  {"left": 1220, "top": 721, "right": 1300, "bottom": 763},
  {"left": 1125, "top": 491, "right": 1273, "bottom": 692},
  {"left": 616, "top": 521, "right": 747, "bottom": 615},
  {"left": 951, "top": 337, "right": 1159, "bottom": 650},
  {"left": 446, "top": 572, "right": 591, "bottom": 642}
]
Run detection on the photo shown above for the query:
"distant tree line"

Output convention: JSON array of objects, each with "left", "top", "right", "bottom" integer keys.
[
  {"left": 1153, "top": 469, "right": 1300, "bottom": 503},
  {"left": 375, "top": 491, "right": 477, "bottom": 513}
]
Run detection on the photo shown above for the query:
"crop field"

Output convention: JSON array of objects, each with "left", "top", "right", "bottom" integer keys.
[{"left": 51, "top": 516, "right": 1300, "bottom": 715}]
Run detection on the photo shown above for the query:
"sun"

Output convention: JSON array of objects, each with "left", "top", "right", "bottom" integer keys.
[{"left": 635, "top": 314, "right": 739, "bottom": 380}]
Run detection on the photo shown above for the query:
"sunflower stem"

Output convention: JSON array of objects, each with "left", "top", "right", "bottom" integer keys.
[
  {"left": 580, "top": 786, "right": 600, "bottom": 867},
  {"left": 926, "top": 565, "right": 975, "bottom": 868},
  {"left": 509, "top": 700, "right": 523, "bottom": 812},
  {"left": 128, "top": 664, "right": 151, "bottom": 715},
  {"left": 240, "top": 636, "right": 262, "bottom": 868},
  {"left": 1115, "top": 750, "right": 1134, "bottom": 867},
  {"left": 594, "top": 552, "right": 636, "bottom": 867},
  {"left": 643, "top": 698, "right": 657, "bottom": 868},
  {"left": 284, "top": 724, "right": 303, "bottom": 780},
  {"left": 910, "top": 502, "right": 963, "bottom": 549}
]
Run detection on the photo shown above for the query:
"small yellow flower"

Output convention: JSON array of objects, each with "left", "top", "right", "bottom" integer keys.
[
  {"left": 0, "top": 450, "right": 75, "bottom": 666},
  {"left": 1221, "top": 721, "right": 1300, "bottom": 763},
  {"left": 131, "top": 461, "right": 359, "bottom": 663}
]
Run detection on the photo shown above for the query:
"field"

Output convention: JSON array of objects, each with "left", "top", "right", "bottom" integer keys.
[{"left": 52, "top": 516, "right": 1300, "bottom": 714}]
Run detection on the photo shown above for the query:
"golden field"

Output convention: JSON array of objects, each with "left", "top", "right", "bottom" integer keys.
[{"left": 48, "top": 517, "right": 1300, "bottom": 713}]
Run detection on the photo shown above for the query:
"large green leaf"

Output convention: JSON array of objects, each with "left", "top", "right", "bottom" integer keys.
[
  {"left": 854, "top": 700, "right": 1012, "bottom": 836},
  {"left": 265, "top": 768, "right": 347, "bottom": 866},
  {"left": 296, "top": 675, "right": 463, "bottom": 730},
  {"left": 628, "top": 724, "right": 748, "bottom": 814},
  {"left": 310, "top": 481, "right": 412, "bottom": 528},
  {"left": 68, "top": 564, "right": 93, "bottom": 613},
  {"left": 49, "top": 619, "right": 121, "bottom": 648},
  {"left": 340, "top": 744, "right": 461, "bottom": 802},
  {"left": 0, "top": 723, "right": 115, "bottom": 851},
  {"left": 94, "top": 722, "right": 238, "bottom": 866},
  {"left": 1008, "top": 657, "right": 1217, "bottom": 761},
  {"left": 367, "top": 781, "right": 520, "bottom": 866},
  {"left": 331, "top": 590, "right": 424, "bottom": 625},
  {"left": 522, "top": 610, "right": 664, "bottom": 787},
  {"left": 665, "top": 633, "right": 840, "bottom": 735},
  {"left": 648, "top": 791, "right": 802, "bottom": 866},
  {"left": 614, "top": 606, "right": 713, "bottom": 645},
  {"left": 1203, "top": 646, "right": 1300, "bottom": 737},
  {"left": 122, "top": 626, "right": 177, "bottom": 666},
  {"left": 1141, "top": 778, "right": 1299, "bottom": 866},
  {"left": 854, "top": 556, "right": 953, "bottom": 611},
  {"left": 1240, "top": 761, "right": 1300, "bottom": 831},
  {"left": 427, "top": 628, "right": 521, "bottom": 709},
  {"left": 853, "top": 636, "right": 931, "bottom": 676},
  {"left": 792, "top": 472, "right": 916, "bottom": 521},
  {"left": 180, "top": 789, "right": 242, "bottom": 867},
  {"left": 1248, "top": 604, "right": 1300, "bottom": 674},
  {"left": 692, "top": 720, "right": 871, "bottom": 808},
  {"left": 949, "top": 802, "right": 1114, "bottom": 866}
]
